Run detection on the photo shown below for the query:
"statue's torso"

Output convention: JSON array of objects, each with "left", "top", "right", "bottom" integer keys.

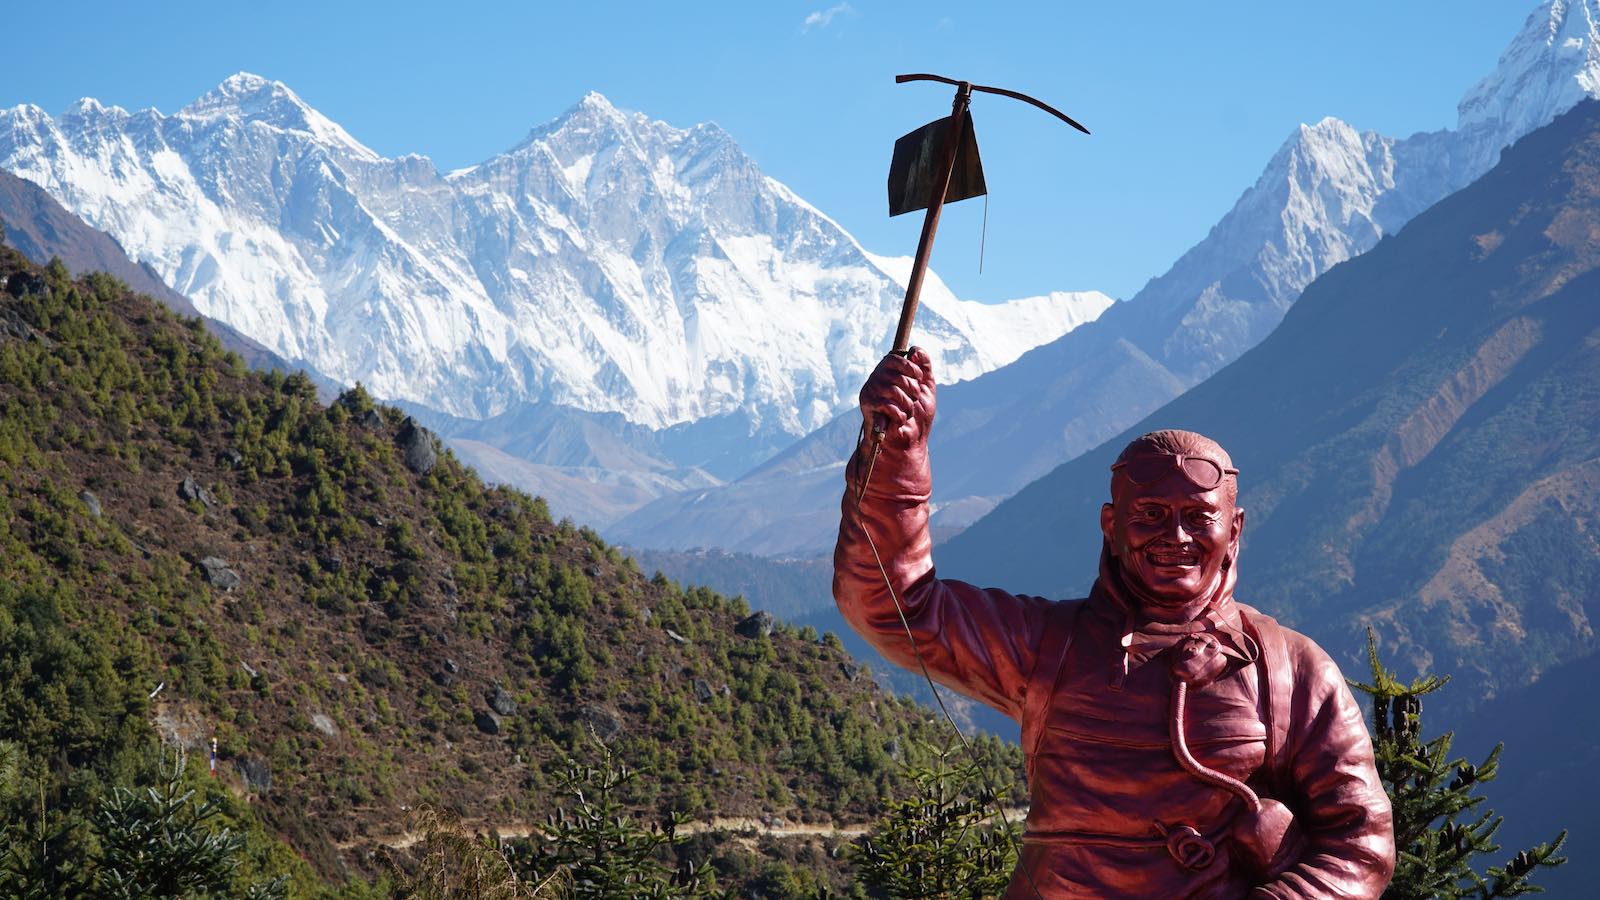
[{"left": 1016, "top": 603, "right": 1267, "bottom": 898}]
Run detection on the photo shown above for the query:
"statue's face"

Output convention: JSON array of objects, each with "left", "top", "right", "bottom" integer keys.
[{"left": 1100, "top": 469, "right": 1243, "bottom": 610}]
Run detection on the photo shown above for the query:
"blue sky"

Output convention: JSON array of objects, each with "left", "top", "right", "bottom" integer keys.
[{"left": 4, "top": 1, "right": 1533, "bottom": 303}]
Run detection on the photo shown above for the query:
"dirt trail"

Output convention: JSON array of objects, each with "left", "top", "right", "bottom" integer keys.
[
  {"left": 335, "top": 816, "right": 873, "bottom": 852},
  {"left": 336, "top": 805, "right": 1031, "bottom": 852},
  {"left": 681, "top": 817, "right": 871, "bottom": 839}
]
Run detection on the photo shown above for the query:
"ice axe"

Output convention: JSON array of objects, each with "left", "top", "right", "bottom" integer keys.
[
  {"left": 870, "top": 73, "right": 1089, "bottom": 445},
  {"left": 852, "top": 75, "right": 1089, "bottom": 900}
]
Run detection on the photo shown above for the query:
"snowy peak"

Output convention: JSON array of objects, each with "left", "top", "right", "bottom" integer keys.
[
  {"left": 1266, "top": 117, "right": 1369, "bottom": 187},
  {"left": 62, "top": 96, "right": 128, "bottom": 120},
  {"left": 514, "top": 91, "right": 741, "bottom": 174},
  {"left": 1458, "top": 0, "right": 1600, "bottom": 139},
  {"left": 182, "top": 72, "right": 306, "bottom": 121},
  {"left": 481, "top": 92, "right": 766, "bottom": 245},
  {"left": 179, "top": 72, "right": 378, "bottom": 161},
  {"left": 567, "top": 90, "right": 624, "bottom": 123},
  {"left": 521, "top": 91, "right": 651, "bottom": 150}
]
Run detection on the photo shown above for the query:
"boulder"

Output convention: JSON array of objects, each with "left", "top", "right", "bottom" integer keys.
[
  {"left": 665, "top": 628, "right": 689, "bottom": 644},
  {"left": 178, "top": 477, "right": 216, "bottom": 508},
  {"left": 236, "top": 757, "right": 272, "bottom": 793},
  {"left": 734, "top": 611, "right": 776, "bottom": 639},
  {"left": 488, "top": 685, "right": 517, "bottom": 717},
  {"left": 0, "top": 307, "right": 33, "bottom": 341},
  {"left": 198, "top": 557, "right": 240, "bottom": 590},
  {"left": 396, "top": 417, "right": 438, "bottom": 474},
  {"left": 78, "top": 490, "right": 101, "bottom": 518},
  {"left": 474, "top": 710, "right": 501, "bottom": 735},
  {"left": 310, "top": 713, "right": 338, "bottom": 737},
  {"left": 4, "top": 271, "right": 43, "bottom": 299},
  {"left": 692, "top": 679, "right": 716, "bottom": 703},
  {"left": 579, "top": 703, "right": 623, "bottom": 742},
  {"left": 217, "top": 448, "right": 244, "bottom": 468}
]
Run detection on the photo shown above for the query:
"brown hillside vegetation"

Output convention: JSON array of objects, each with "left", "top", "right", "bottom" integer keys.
[{"left": 0, "top": 243, "right": 1020, "bottom": 890}]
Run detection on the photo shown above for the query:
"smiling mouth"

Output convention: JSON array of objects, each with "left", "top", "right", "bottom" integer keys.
[{"left": 1147, "top": 549, "right": 1200, "bottom": 567}]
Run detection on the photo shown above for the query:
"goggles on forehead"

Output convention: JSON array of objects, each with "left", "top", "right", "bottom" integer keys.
[{"left": 1111, "top": 454, "right": 1238, "bottom": 490}]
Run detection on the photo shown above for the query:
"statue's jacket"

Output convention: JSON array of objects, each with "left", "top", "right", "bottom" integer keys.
[{"left": 834, "top": 443, "right": 1394, "bottom": 899}]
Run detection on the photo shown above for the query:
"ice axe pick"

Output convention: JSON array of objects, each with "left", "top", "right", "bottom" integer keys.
[{"left": 870, "top": 73, "right": 1089, "bottom": 445}]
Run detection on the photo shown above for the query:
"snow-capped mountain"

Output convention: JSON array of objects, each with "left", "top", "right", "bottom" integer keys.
[
  {"left": 0, "top": 77, "right": 1109, "bottom": 450},
  {"left": 1459, "top": 0, "right": 1600, "bottom": 161},
  {"left": 954, "top": 0, "right": 1600, "bottom": 489},
  {"left": 1160, "top": 0, "right": 1600, "bottom": 381}
]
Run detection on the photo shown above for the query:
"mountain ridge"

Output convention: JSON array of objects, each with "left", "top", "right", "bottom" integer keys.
[{"left": 0, "top": 75, "right": 1108, "bottom": 454}]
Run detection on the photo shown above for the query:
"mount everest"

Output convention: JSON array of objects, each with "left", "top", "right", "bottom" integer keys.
[{"left": 0, "top": 77, "right": 1109, "bottom": 486}]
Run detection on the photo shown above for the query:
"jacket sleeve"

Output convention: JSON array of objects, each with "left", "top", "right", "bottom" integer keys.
[
  {"left": 832, "top": 435, "right": 1052, "bottom": 719},
  {"left": 1252, "top": 637, "right": 1396, "bottom": 899}
]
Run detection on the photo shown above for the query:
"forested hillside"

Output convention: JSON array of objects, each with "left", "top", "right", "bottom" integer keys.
[{"left": 0, "top": 241, "right": 1019, "bottom": 894}]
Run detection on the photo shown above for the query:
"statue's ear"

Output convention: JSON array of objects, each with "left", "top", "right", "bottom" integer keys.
[
  {"left": 1228, "top": 506, "right": 1246, "bottom": 568},
  {"left": 1100, "top": 502, "right": 1116, "bottom": 554}
]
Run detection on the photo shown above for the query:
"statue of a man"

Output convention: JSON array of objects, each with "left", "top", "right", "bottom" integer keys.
[{"left": 834, "top": 349, "right": 1395, "bottom": 898}]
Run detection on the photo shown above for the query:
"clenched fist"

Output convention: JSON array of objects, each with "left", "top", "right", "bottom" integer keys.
[{"left": 859, "top": 347, "right": 936, "bottom": 451}]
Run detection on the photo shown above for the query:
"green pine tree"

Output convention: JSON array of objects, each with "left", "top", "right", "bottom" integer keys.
[
  {"left": 1350, "top": 630, "right": 1567, "bottom": 898},
  {"left": 0, "top": 747, "right": 94, "bottom": 900},
  {"left": 94, "top": 751, "right": 287, "bottom": 900},
  {"left": 514, "top": 742, "right": 713, "bottom": 899},
  {"left": 850, "top": 742, "right": 1019, "bottom": 900}
]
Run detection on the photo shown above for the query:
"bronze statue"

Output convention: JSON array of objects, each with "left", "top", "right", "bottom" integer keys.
[{"left": 834, "top": 348, "right": 1395, "bottom": 897}]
